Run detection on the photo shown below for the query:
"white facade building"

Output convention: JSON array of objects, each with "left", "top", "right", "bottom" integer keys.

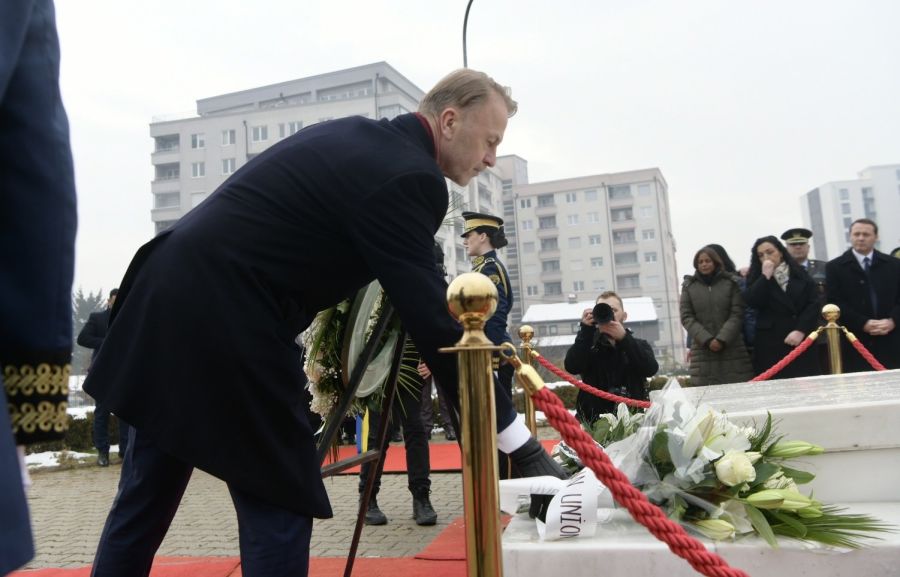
[{"left": 801, "top": 164, "right": 900, "bottom": 260}]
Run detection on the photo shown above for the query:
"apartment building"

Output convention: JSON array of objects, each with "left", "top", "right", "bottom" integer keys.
[{"left": 801, "top": 164, "right": 900, "bottom": 260}]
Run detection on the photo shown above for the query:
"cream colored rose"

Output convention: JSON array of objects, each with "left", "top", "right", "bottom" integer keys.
[{"left": 714, "top": 450, "right": 757, "bottom": 487}]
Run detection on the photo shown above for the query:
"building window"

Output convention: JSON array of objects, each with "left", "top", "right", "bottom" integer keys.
[
  {"left": 541, "top": 238, "right": 559, "bottom": 251},
  {"left": 538, "top": 325, "right": 559, "bottom": 336},
  {"left": 288, "top": 121, "right": 303, "bottom": 135},
  {"left": 637, "top": 183, "right": 651, "bottom": 196},
  {"left": 640, "top": 206, "right": 652, "bottom": 218},
  {"left": 155, "top": 220, "right": 177, "bottom": 235},
  {"left": 190, "top": 192, "right": 208, "bottom": 208},
  {"left": 584, "top": 189, "right": 598, "bottom": 202},
  {"left": 644, "top": 251, "right": 658, "bottom": 263},
  {"left": 841, "top": 203, "right": 851, "bottom": 215},
  {"left": 611, "top": 208, "right": 633, "bottom": 222},
  {"left": 573, "top": 280, "right": 585, "bottom": 292},
  {"left": 538, "top": 216, "right": 557, "bottom": 229},
  {"left": 523, "top": 241, "right": 536, "bottom": 253},
  {"left": 565, "top": 192, "right": 577, "bottom": 203},
  {"left": 522, "top": 219, "right": 534, "bottom": 230},
  {"left": 592, "top": 279, "right": 606, "bottom": 291},
  {"left": 613, "top": 230, "right": 636, "bottom": 244},
  {"left": 191, "top": 162, "right": 205, "bottom": 178},
  {"left": 538, "top": 194, "right": 555, "bottom": 207},
  {"left": 589, "top": 234, "right": 602, "bottom": 246},
  {"left": 571, "top": 259, "right": 584, "bottom": 270},
  {"left": 543, "top": 282, "right": 562, "bottom": 296},
  {"left": 642, "top": 229, "right": 656, "bottom": 240},
  {"left": 590, "top": 257, "right": 604, "bottom": 268},
  {"left": 615, "top": 252, "right": 638, "bottom": 265},
  {"left": 222, "top": 158, "right": 236, "bottom": 175},
  {"left": 608, "top": 184, "right": 632, "bottom": 200},
  {"left": 587, "top": 212, "right": 600, "bottom": 223},
  {"left": 843, "top": 216, "right": 852, "bottom": 228},
  {"left": 526, "top": 285, "right": 539, "bottom": 296},
  {"left": 567, "top": 214, "right": 579, "bottom": 226},
  {"left": 251, "top": 125, "right": 268, "bottom": 142},
  {"left": 542, "top": 260, "right": 560, "bottom": 272},
  {"left": 154, "top": 192, "right": 180, "bottom": 209},
  {"left": 568, "top": 236, "right": 582, "bottom": 249},
  {"left": 221, "top": 129, "right": 235, "bottom": 146},
  {"left": 617, "top": 274, "right": 640, "bottom": 289},
  {"left": 571, "top": 322, "right": 581, "bottom": 333},
  {"left": 839, "top": 188, "right": 849, "bottom": 201},
  {"left": 520, "top": 198, "right": 532, "bottom": 209},
  {"left": 190, "top": 133, "right": 205, "bottom": 149}
]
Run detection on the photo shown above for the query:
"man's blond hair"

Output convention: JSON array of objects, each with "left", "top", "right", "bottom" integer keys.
[
  {"left": 596, "top": 290, "right": 624, "bottom": 310},
  {"left": 419, "top": 69, "right": 517, "bottom": 118}
]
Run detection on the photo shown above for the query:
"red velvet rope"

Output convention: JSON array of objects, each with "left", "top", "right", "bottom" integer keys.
[
  {"left": 531, "top": 387, "right": 750, "bottom": 577},
  {"left": 749, "top": 336, "right": 816, "bottom": 381},
  {"left": 533, "top": 354, "right": 651, "bottom": 409},
  {"left": 848, "top": 336, "right": 888, "bottom": 371}
]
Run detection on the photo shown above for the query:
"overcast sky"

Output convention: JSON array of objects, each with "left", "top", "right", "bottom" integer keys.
[{"left": 55, "top": 0, "right": 900, "bottom": 293}]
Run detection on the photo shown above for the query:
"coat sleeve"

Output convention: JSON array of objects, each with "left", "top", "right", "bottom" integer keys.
[
  {"left": 743, "top": 276, "right": 772, "bottom": 309},
  {"left": 716, "top": 281, "right": 746, "bottom": 345},
  {"left": 77, "top": 313, "right": 105, "bottom": 350},
  {"left": 825, "top": 260, "right": 868, "bottom": 334},
  {"left": 564, "top": 323, "right": 595, "bottom": 375},
  {"left": 480, "top": 260, "right": 511, "bottom": 346},
  {"left": 680, "top": 284, "right": 714, "bottom": 347},
  {"left": 795, "top": 275, "right": 820, "bottom": 333},
  {"left": 620, "top": 333, "right": 659, "bottom": 378},
  {"left": 346, "top": 173, "right": 517, "bottom": 431}
]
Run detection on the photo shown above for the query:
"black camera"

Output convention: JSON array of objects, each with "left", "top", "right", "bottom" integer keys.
[{"left": 592, "top": 302, "right": 614, "bottom": 325}]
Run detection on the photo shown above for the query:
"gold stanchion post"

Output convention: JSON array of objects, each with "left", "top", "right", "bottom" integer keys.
[
  {"left": 822, "top": 304, "right": 843, "bottom": 375},
  {"left": 517, "top": 325, "right": 538, "bottom": 436},
  {"left": 442, "top": 273, "right": 503, "bottom": 577}
]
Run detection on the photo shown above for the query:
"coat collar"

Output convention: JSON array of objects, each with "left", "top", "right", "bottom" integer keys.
[{"left": 390, "top": 113, "right": 436, "bottom": 159}]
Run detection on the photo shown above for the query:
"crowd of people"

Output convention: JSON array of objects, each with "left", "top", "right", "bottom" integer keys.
[{"left": 681, "top": 222, "right": 900, "bottom": 385}]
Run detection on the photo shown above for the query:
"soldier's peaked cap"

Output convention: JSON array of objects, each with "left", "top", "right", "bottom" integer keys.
[
  {"left": 461, "top": 211, "right": 503, "bottom": 237},
  {"left": 780, "top": 228, "right": 813, "bottom": 245}
]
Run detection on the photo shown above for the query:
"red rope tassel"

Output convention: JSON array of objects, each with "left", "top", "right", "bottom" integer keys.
[{"left": 531, "top": 387, "right": 750, "bottom": 577}]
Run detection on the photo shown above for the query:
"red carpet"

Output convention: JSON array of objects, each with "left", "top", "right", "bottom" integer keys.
[
  {"left": 13, "top": 556, "right": 241, "bottom": 576},
  {"left": 325, "top": 439, "right": 557, "bottom": 474}
]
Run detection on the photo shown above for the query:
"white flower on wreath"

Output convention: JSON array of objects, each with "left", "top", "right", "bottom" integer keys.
[{"left": 714, "top": 450, "right": 759, "bottom": 487}]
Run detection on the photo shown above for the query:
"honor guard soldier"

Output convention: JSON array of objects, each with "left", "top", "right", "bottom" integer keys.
[
  {"left": 461, "top": 211, "right": 515, "bottom": 396},
  {"left": 781, "top": 228, "right": 827, "bottom": 301}
]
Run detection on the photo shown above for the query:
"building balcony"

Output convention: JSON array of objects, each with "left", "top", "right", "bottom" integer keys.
[
  {"left": 611, "top": 218, "right": 636, "bottom": 230},
  {"left": 536, "top": 226, "right": 559, "bottom": 238},
  {"left": 608, "top": 196, "right": 634, "bottom": 208},
  {"left": 151, "top": 179, "right": 180, "bottom": 194},
  {"left": 540, "top": 270, "right": 563, "bottom": 282},
  {"left": 612, "top": 241, "right": 639, "bottom": 252},
  {"left": 535, "top": 204, "right": 557, "bottom": 217},
  {"left": 613, "top": 261, "right": 641, "bottom": 270},
  {"left": 538, "top": 248, "right": 561, "bottom": 259},
  {"left": 151, "top": 147, "right": 180, "bottom": 164}
]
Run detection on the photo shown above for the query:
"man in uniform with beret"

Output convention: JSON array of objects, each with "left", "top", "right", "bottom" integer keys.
[{"left": 781, "top": 227, "right": 827, "bottom": 301}]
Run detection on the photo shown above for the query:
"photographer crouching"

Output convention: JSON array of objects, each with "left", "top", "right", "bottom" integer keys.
[{"left": 564, "top": 291, "right": 659, "bottom": 424}]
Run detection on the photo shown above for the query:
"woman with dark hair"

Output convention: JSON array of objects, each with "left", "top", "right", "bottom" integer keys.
[
  {"left": 680, "top": 246, "right": 753, "bottom": 386},
  {"left": 743, "top": 236, "right": 819, "bottom": 378},
  {"left": 706, "top": 243, "right": 756, "bottom": 349}
]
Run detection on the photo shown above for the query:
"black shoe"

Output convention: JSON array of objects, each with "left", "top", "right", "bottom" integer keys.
[
  {"left": 342, "top": 434, "right": 356, "bottom": 446},
  {"left": 444, "top": 430, "right": 457, "bottom": 441},
  {"left": 363, "top": 498, "right": 388, "bottom": 526},
  {"left": 411, "top": 487, "right": 437, "bottom": 526},
  {"left": 97, "top": 452, "right": 110, "bottom": 467},
  {"left": 391, "top": 430, "right": 402, "bottom": 443}
]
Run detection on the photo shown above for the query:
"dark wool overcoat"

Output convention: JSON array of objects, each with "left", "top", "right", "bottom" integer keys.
[
  {"left": 825, "top": 250, "right": 900, "bottom": 371},
  {"left": 743, "top": 270, "right": 820, "bottom": 378},
  {"left": 84, "top": 114, "right": 516, "bottom": 518}
]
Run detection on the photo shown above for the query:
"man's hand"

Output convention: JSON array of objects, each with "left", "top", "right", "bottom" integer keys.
[
  {"left": 580, "top": 308, "right": 594, "bottom": 326},
  {"left": 508, "top": 437, "right": 568, "bottom": 521},
  {"left": 417, "top": 362, "right": 432, "bottom": 379},
  {"left": 598, "top": 320, "right": 626, "bottom": 342},
  {"left": 784, "top": 330, "right": 805, "bottom": 346},
  {"left": 709, "top": 339, "right": 724, "bottom": 352},
  {"left": 864, "top": 319, "right": 896, "bottom": 336}
]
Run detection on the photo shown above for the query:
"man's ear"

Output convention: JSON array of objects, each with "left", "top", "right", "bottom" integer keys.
[
  {"left": 439, "top": 107, "right": 460, "bottom": 139},
  {"left": 620, "top": 311, "right": 628, "bottom": 323}
]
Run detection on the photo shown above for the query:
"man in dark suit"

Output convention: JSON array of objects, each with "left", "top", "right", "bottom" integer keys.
[
  {"left": 77, "top": 289, "right": 130, "bottom": 467},
  {"left": 825, "top": 218, "right": 900, "bottom": 372},
  {"left": 85, "top": 69, "right": 565, "bottom": 577},
  {"left": 0, "top": 1, "right": 77, "bottom": 573}
]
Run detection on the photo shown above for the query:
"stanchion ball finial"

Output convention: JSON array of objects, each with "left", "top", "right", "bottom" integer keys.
[
  {"left": 822, "top": 303, "right": 841, "bottom": 323},
  {"left": 447, "top": 272, "right": 497, "bottom": 321},
  {"left": 518, "top": 325, "right": 534, "bottom": 342}
]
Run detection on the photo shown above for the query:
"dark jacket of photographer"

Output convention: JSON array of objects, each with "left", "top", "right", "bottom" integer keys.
[{"left": 564, "top": 323, "right": 658, "bottom": 424}]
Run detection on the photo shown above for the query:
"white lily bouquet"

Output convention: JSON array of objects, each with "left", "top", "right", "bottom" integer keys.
[{"left": 539, "top": 380, "right": 892, "bottom": 547}]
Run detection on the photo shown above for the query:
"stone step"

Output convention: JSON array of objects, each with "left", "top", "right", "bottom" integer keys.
[{"left": 503, "top": 501, "right": 899, "bottom": 577}]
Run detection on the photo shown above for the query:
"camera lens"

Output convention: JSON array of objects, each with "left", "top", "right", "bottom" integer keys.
[{"left": 592, "top": 302, "right": 614, "bottom": 325}]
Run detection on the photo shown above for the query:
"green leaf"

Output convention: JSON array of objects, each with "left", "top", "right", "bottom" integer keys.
[
  {"left": 780, "top": 465, "right": 816, "bottom": 485},
  {"left": 748, "top": 413, "right": 773, "bottom": 452},
  {"left": 650, "top": 431, "right": 670, "bottom": 465},
  {"left": 769, "top": 510, "right": 808, "bottom": 538},
  {"left": 749, "top": 462, "right": 781, "bottom": 488},
  {"left": 745, "top": 504, "right": 778, "bottom": 548}
]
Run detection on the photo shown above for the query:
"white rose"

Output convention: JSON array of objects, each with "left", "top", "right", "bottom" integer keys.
[{"left": 714, "top": 450, "right": 757, "bottom": 487}]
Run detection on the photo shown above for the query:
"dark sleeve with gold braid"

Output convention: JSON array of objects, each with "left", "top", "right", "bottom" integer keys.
[{"left": 3, "top": 351, "right": 71, "bottom": 445}]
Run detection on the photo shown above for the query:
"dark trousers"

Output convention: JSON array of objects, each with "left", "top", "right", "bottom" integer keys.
[
  {"left": 359, "top": 378, "right": 430, "bottom": 495},
  {"left": 0, "top": 382, "right": 34, "bottom": 575},
  {"left": 92, "top": 402, "right": 131, "bottom": 455},
  {"left": 419, "top": 377, "right": 455, "bottom": 434},
  {"left": 91, "top": 428, "right": 312, "bottom": 577}
]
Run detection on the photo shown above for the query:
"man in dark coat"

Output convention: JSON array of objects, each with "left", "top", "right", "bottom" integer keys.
[
  {"left": 565, "top": 292, "right": 658, "bottom": 424},
  {"left": 77, "top": 289, "right": 130, "bottom": 466},
  {"left": 825, "top": 219, "right": 900, "bottom": 372},
  {"left": 85, "top": 69, "right": 565, "bottom": 576},
  {"left": 0, "top": 0, "right": 77, "bottom": 573}
]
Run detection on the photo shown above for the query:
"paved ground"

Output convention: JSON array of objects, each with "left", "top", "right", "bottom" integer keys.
[{"left": 23, "top": 448, "right": 465, "bottom": 569}]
